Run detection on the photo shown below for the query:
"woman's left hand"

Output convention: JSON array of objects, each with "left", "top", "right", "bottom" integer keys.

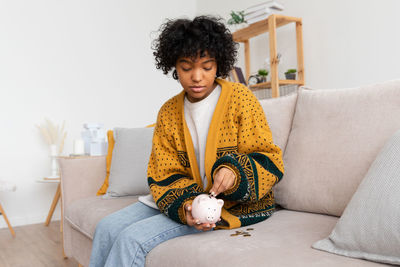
[{"left": 209, "top": 167, "right": 236, "bottom": 197}]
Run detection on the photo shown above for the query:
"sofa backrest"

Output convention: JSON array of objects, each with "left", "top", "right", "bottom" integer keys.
[
  {"left": 259, "top": 92, "right": 298, "bottom": 155},
  {"left": 274, "top": 79, "right": 400, "bottom": 217}
]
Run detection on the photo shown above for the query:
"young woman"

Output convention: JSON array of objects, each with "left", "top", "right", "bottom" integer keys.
[{"left": 90, "top": 15, "right": 284, "bottom": 267}]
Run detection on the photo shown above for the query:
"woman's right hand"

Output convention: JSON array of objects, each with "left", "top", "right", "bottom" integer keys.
[{"left": 184, "top": 204, "right": 216, "bottom": 231}]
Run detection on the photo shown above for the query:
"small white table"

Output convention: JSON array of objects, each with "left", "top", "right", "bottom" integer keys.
[{"left": 36, "top": 178, "right": 61, "bottom": 227}]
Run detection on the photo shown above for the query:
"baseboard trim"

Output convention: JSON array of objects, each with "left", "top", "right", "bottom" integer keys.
[{"left": 0, "top": 212, "right": 61, "bottom": 229}]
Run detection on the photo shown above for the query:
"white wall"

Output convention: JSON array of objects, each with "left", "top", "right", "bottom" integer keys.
[
  {"left": 0, "top": 0, "right": 196, "bottom": 228},
  {"left": 197, "top": 0, "right": 400, "bottom": 89},
  {"left": 2, "top": 0, "right": 400, "bottom": 229}
]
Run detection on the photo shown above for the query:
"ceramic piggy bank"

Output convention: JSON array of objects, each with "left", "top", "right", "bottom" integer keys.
[{"left": 191, "top": 194, "right": 224, "bottom": 224}]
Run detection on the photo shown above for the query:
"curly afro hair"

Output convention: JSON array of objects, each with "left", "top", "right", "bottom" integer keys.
[{"left": 152, "top": 15, "right": 238, "bottom": 80}]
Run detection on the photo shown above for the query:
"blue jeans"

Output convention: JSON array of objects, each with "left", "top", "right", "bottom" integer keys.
[{"left": 89, "top": 202, "right": 201, "bottom": 267}]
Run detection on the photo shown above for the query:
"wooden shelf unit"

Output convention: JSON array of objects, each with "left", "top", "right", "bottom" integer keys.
[
  {"left": 249, "top": 79, "right": 303, "bottom": 89},
  {"left": 232, "top": 14, "right": 305, "bottom": 98}
]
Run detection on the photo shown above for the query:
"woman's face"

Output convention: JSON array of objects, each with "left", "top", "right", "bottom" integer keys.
[{"left": 175, "top": 51, "right": 218, "bottom": 103}]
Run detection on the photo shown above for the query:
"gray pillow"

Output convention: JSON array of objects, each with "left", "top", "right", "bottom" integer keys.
[
  {"left": 312, "top": 129, "right": 400, "bottom": 265},
  {"left": 106, "top": 127, "right": 154, "bottom": 197},
  {"left": 275, "top": 80, "right": 400, "bottom": 217}
]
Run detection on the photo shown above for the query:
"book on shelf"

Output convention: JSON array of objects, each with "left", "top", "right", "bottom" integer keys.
[
  {"left": 244, "top": 7, "right": 272, "bottom": 21},
  {"left": 244, "top": 1, "right": 284, "bottom": 15},
  {"left": 246, "top": 13, "right": 270, "bottom": 25},
  {"left": 229, "top": 67, "right": 247, "bottom": 85}
]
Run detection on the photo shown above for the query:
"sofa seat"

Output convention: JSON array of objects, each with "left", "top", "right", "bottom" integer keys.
[
  {"left": 146, "top": 209, "right": 386, "bottom": 267},
  {"left": 65, "top": 196, "right": 138, "bottom": 239},
  {"left": 65, "top": 197, "right": 387, "bottom": 267}
]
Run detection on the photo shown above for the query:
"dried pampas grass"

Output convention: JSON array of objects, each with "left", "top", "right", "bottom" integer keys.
[{"left": 36, "top": 119, "right": 68, "bottom": 155}]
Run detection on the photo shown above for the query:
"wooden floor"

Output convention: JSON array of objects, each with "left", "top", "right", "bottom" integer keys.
[{"left": 0, "top": 220, "right": 78, "bottom": 267}]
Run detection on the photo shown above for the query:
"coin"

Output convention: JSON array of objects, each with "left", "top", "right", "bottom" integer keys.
[
  {"left": 246, "top": 228, "right": 254, "bottom": 231},
  {"left": 243, "top": 234, "right": 251, "bottom": 237}
]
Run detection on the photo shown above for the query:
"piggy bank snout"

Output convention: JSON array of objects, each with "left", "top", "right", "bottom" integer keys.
[
  {"left": 191, "top": 194, "right": 224, "bottom": 224},
  {"left": 206, "top": 207, "right": 218, "bottom": 222}
]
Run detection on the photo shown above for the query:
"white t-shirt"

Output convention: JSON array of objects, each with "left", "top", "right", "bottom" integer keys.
[
  {"left": 138, "top": 84, "right": 221, "bottom": 209},
  {"left": 184, "top": 84, "right": 221, "bottom": 189}
]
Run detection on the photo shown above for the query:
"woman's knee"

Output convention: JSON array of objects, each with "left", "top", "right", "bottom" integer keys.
[
  {"left": 94, "top": 214, "right": 119, "bottom": 237},
  {"left": 114, "top": 228, "right": 146, "bottom": 254}
]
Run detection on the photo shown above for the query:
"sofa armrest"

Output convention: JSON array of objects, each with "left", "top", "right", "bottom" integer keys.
[{"left": 58, "top": 156, "right": 106, "bottom": 207}]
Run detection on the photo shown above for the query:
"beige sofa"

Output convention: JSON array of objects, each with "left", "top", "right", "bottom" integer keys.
[{"left": 59, "top": 80, "right": 400, "bottom": 267}]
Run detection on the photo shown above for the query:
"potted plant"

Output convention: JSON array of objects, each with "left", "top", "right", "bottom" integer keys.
[
  {"left": 258, "top": 69, "right": 269, "bottom": 82},
  {"left": 227, "top": 11, "right": 246, "bottom": 31},
  {"left": 285, "top": 69, "right": 297, "bottom": 80}
]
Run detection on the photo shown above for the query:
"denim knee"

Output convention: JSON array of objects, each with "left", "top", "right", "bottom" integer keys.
[
  {"left": 94, "top": 215, "right": 117, "bottom": 238},
  {"left": 107, "top": 229, "right": 147, "bottom": 267},
  {"left": 114, "top": 227, "right": 142, "bottom": 249}
]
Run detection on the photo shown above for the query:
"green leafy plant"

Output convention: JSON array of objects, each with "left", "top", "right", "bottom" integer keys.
[
  {"left": 227, "top": 11, "right": 245, "bottom": 25},
  {"left": 258, "top": 69, "right": 269, "bottom": 76},
  {"left": 285, "top": 68, "right": 297, "bottom": 74}
]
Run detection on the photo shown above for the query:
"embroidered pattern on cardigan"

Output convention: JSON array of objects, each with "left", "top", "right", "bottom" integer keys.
[
  {"left": 177, "top": 151, "right": 190, "bottom": 167},
  {"left": 216, "top": 146, "right": 238, "bottom": 158}
]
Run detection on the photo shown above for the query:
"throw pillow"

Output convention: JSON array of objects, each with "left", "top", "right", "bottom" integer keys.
[
  {"left": 274, "top": 80, "right": 400, "bottom": 216},
  {"left": 312, "top": 129, "right": 400, "bottom": 265},
  {"left": 259, "top": 92, "right": 298, "bottom": 155},
  {"left": 105, "top": 127, "right": 154, "bottom": 197}
]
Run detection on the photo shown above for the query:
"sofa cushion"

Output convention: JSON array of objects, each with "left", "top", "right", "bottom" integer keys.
[
  {"left": 146, "top": 210, "right": 383, "bottom": 267},
  {"left": 313, "top": 129, "right": 400, "bottom": 265},
  {"left": 65, "top": 196, "right": 138, "bottom": 239},
  {"left": 275, "top": 80, "right": 400, "bottom": 216},
  {"left": 259, "top": 92, "right": 298, "bottom": 154},
  {"left": 106, "top": 127, "right": 154, "bottom": 197}
]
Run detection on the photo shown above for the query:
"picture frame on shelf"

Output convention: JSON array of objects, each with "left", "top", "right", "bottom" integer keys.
[{"left": 229, "top": 67, "right": 247, "bottom": 85}]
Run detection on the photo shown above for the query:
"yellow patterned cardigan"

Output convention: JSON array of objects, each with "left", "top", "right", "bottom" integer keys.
[{"left": 147, "top": 78, "right": 284, "bottom": 229}]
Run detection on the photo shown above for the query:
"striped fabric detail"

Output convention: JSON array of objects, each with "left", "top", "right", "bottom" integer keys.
[
  {"left": 156, "top": 184, "right": 203, "bottom": 223},
  {"left": 148, "top": 174, "right": 187, "bottom": 187},
  {"left": 229, "top": 191, "right": 275, "bottom": 226},
  {"left": 249, "top": 152, "right": 283, "bottom": 181},
  {"left": 248, "top": 155, "right": 259, "bottom": 198}
]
